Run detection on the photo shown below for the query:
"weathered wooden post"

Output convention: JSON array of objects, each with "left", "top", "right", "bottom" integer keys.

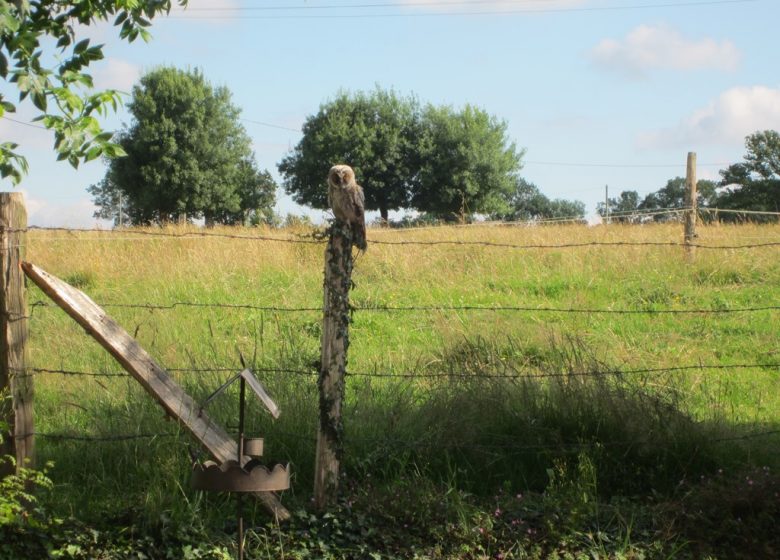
[
  {"left": 314, "top": 220, "right": 354, "bottom": 510},
  {"left": 684, "top": 152, "right": 697, "bottom": 259},
  {"left": 0, "top": 192, "right": 33, "bottom": 475}
]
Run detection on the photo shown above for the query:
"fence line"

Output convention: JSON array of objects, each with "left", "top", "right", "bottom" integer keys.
[
  {"left": 25, "top": 362, "right": 780, "bottom": 380},
  {"left": 700, "top": 208, "right": 780, "bottom": 217},
  {"left": 23, "top": 229, "right": 780, "bottom": 250},
  {"left": 27, "top": 299, "right": 780, "bottom": 316},
  {"left": 21, "top": 428, "right": 780, "bottom": 448}
]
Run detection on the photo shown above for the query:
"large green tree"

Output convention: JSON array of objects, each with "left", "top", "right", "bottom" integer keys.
[
  {"left": 495, "top": 178, "right": 585, "bottom": 221},
  {"left": 718, "top": 130, "right": 780, "bottom": 216},
  {"left": 278, "top": 87, "right": 421, "bottom": 223},
  {"left": 88, "top": 67, "right": 275, "bottom": 225},
  {"left": 412, "top": 104, "right": 523, "bottom": 221},
  {"left": 279, "top": 88, "right": 524, "bottom": 222},
  {"left": 0, "top": 0, "right": 186, "bottom": 184}
]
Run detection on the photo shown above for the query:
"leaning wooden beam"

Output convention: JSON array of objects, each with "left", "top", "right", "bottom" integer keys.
[{"left": 21, "top": 262, "right": 290, "bottom": 521}]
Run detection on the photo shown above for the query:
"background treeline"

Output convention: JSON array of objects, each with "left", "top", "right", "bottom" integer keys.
[
  {"left": 599, "top": 129, "right": 780, "bottom": 223},
  {"left": 89, "top": 68, "right": 780, "bottom": 227}
]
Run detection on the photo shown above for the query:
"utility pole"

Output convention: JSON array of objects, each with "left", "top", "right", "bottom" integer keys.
[{"left": 118, "top": 192, "right": 123, "bottom": 229}]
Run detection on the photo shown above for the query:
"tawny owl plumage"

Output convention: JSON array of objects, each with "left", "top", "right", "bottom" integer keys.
[{"left": 328, "top": 164, "right": 367, "bottom": 251}]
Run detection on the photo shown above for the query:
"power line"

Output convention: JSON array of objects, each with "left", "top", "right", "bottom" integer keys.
[
  {"left": 240, "top": 117, "right": 302, "bottom": 133},
  {"left": 167, "top": 0, "right": 757, "bottom": 19},
  {"left": 1, "top": 116, "right": 48, "bottom": 130},
  {"left": 1, "top": 116, "right": 740, "bottom": 170},
  {"left": 525, "top": 160, "right": 730, "bottom": 168}
]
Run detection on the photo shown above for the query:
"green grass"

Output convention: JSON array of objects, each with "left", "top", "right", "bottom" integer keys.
[{"left": 11, "top": 221, "right": 780, "bottom": 558}]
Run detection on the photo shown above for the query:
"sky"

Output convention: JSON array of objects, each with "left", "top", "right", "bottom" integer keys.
[{"left": 2, "top": 0, "right": 779, "bottom": 227}]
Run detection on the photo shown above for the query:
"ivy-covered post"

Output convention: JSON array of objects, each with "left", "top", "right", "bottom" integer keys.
[
  {"left": 0, "top": 193, "right": 32, "bottom": 476},
  {"left": 314, "top": 220, "right": 354, "bottom": 510}
]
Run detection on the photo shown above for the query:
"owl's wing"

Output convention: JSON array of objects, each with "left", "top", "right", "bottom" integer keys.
[
  {"left": 350, "top": 183, "right": 367, "bottom": 251},
  {"left": 350, "top": 184, "right": 365, "bottom": 222}
]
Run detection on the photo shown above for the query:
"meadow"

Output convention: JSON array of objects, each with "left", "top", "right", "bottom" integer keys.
[{"left": 5, "top": 220, "right": 780, "bottom": 558}]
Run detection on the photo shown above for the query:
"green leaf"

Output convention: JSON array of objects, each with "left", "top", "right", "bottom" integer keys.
[
  {"left": 73, "top": 38, "right": 90, "bottom": 55},
  {"left": 84, "top": 146, "right": 102, "bottom": 162},
  {"left": 31, "top": 90, "right": 46, "bottom": 111}
]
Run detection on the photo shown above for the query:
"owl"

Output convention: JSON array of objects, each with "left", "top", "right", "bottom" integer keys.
[{"left": 327, "top": 164, "right": 367, "bottom": 251}]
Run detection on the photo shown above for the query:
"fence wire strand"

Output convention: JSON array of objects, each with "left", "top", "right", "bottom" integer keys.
[
  {"left": 19, "top": 225, "right": 780, "bottom": 250},
  {"left": 25, "top": 362, "right": 780, "bottom": 380},
  {"left": 27, "top": 299, "right": 780, "bottom": 316},
  {"left": 22, "top": 428, "right": 780, "bottom": 448}
]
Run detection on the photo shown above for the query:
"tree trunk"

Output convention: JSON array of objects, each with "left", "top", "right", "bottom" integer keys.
[{"left": 379, "top": 206, "right": 389, "bottom": 227}]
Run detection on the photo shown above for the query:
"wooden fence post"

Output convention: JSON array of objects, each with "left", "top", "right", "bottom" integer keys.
[
  {"left": 0, "top": 192, "right": 33, "bottom": 475},
  {"left": 684, "top": 152, "right": 697, "bottom": 259},
  {"left": 314, "top": 221, "right": 353, "bottom": 510}
]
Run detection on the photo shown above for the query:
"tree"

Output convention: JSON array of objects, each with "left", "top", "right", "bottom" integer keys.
[
  {"left": 718, "top": 130, "right": 780, "bottom": 217},
  {"left": 0, "top": 0, "right": 187, "bottom": 184},
  {"left": 279, "top": 88, "right": 525, "bottom": 222},
  {"left": 597, "top": 190, "right": 641, "bottom": 223},
  {"left": 412, "top": 104, "right": 523, "bottom": 221},
  {"left": 88, "top": 67, "right": 275, "bottom": 225},
  {"left": 495, "top": 178, "right": 585, "bottom": 221},
  {"left": 278, "top": 87, "right": 421, "bottom": 223},
  {"left": 638, "top": 177, "right": 718, "bottom": 222}
]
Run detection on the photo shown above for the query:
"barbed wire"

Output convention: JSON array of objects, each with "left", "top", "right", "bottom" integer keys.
[
  {"left": 23, "top": 226, "right": 323, "bottom": 244},
  {"left": 27, "top": 299, "right": 780, "bottom": 315},
  {"left": 344, "top": 429, "right": 780, "bottom": 451},
  {"left": 700, "top": 208, "right": 780, "bottom": 217},
  {"left": 22, "top": 428, "right": 780, "bottom": 448},
  {"left": 24, "top": 432, "right": 181, "bottom": 441},
  {"left": 25, "top": 362, "right": 780, "bottom": 380},
  {"left": 368, "top": 239, "right": 780, "bottom": 249}
]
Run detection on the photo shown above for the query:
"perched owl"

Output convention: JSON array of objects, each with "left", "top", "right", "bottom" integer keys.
[{"left": 327, "top": 164, "right": 367, "bottom": 251}]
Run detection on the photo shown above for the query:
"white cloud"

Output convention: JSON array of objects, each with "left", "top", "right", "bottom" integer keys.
[
  {"left": 591, "top": 24, "right": 740, "bottom": 78},
  {"left": 92, "top": 58, "right": 141, "bottom": 93},
  {"left": 22, "top": 192, "right": 108, "bottom": 228},
  {"left": 638, "top": 86, "right": 780, "bottom": 148}
]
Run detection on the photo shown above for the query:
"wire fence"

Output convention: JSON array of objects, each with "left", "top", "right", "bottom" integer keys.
[
  {"left": 13, "top": 219, "right": 780, "bottom": 461},
  {"left": 25, "top": 299, "right": 780, "bottom": 315},
  {"left": 23, "top": 428, "right": 780, "bottom": 448},
  {"left": 23, "top": 362, "right": 780, "bottom": 380}
]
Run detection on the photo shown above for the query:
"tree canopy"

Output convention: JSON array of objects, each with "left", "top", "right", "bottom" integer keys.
[
  {"left": 599, "top": 178, "right": 718, "bottom": 223},
  {"left": 88, "top": 67, "right": 275, "bottom": 225},
  {"left": 494, "top": 178, "right": 585, "bottom": 222},
  {"left": 412, "top": 104, "right": 522, "bottom": 220},
  {"left": 278, "top": 88, "right": 524, "bottom": 222},
  {"left": 718, "top": 130, "right": 780, "bottom": 215},
  {"left": 278, "top": 88, "right": 421, "bottom": 223},
  {"left": 0, "top": 0, "right": 187, "bottom": 184}
]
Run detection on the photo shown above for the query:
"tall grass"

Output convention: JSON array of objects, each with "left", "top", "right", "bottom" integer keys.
[{"left": 23, "top": 222, "right": 780, "bottom": 524}]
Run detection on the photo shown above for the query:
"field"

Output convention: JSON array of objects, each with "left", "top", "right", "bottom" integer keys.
[{"left": 4, "top": 221, "right": 780, "bottom": 558}]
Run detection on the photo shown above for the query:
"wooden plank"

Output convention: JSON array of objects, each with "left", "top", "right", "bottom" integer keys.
[
  {"left": 0, "top": 193, "right": 33, "bottom": 475},
  {"left": 21, "top": 262, "right": 289, "bottom": 520},
  {"left": 314, "top": 222, "right": 353, "bottom": 510},
  {"left": 239, "top": 369, "right": 280, "bottom": 419}
]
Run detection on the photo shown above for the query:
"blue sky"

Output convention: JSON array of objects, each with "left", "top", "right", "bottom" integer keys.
[{"left": 2, "top": 0, "right": 779, "bottom": 226}]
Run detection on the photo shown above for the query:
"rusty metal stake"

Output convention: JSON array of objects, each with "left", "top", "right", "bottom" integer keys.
[{"left": 237, "top": 375, "right": 246, "bottom": 560}]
